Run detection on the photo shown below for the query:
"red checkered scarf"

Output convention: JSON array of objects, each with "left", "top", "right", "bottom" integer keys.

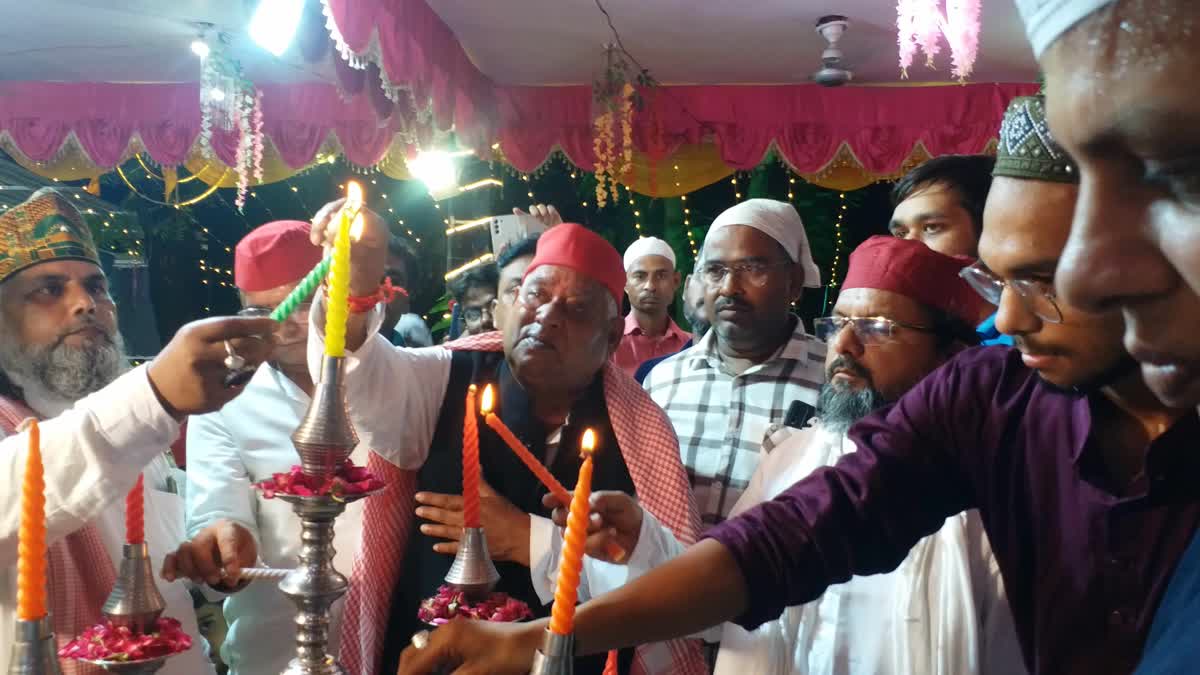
[
  {"left": 340, "top": 331, "right": 707, "bottom": 675},
  {"left": 0, "top": 395, "right": 115, "bottom": 675}
]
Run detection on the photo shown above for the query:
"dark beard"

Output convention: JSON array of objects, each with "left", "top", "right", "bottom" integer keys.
[{"left": 817, "top": 381, "right": 887, "bottom": 434}]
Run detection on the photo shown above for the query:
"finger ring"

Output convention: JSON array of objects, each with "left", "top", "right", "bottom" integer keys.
[
  {"left": 411, "top": 630, "right": 430, "bottom": 650},
  {"left": 223, "top": 340, "right": 246, "bottom": 371}
]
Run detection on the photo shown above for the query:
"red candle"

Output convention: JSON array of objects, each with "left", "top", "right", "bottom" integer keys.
[
  {"left": 125, "top": 473, "right": 145, "bottom": 545},
  {"left": 462, "top": 384, "right": 482, "bottom": 529},
  {"left": 603, "top": 650, "right": 619, "bottom": 675},
  {"left": 548, "top": 429, "right": 596, "bottom": 635},
  {"left": 480, "top": 384, "right": 572, "bottom": 506}
]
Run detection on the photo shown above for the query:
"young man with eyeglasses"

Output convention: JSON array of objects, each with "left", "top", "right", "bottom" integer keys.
[
  {"left": 643, "top": 199, "right": 826, "bottom": 527},
  {"left": 447, "top": 264, "right": 499, "bottom": 337},
  {"left": 395, "top": 95, "right": 1200, "bottom": 675}
]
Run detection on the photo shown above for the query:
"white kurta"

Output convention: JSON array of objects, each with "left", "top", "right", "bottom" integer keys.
[
  {"left": 0, "top": 366, "right": 214, "bottom": 675},
  {"left": 186, "top": 365, "right": 371, "bottom": 675},
  {"left": 713, "top": 422, "right": 1027, "bottom": 675}
]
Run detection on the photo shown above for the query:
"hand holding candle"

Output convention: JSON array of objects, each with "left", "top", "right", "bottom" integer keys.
[
  {"left": 17, "top": 418, "right": 47, "bottom": 621},
  {"left": 548, "top": 429, "right": 596, "bottom": 636},
  {"left": 480, "top": 384, "right": 571, "bottom": 505},
  {"left": 462, "top": 384, "right": 482, "bottom": 529},
  {"left": 126, "top": 473, "right": 145, "bottom": 545}
]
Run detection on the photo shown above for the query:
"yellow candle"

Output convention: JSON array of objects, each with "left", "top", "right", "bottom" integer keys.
[
  {"left": 548, "top": 429, "right": 596, "bottom": 635},
  {"left": 324, "top": 181, "right": 363, "bottom": 357},
  {"left": 16, "top": 419, "right": 47, "bottom": 621}
]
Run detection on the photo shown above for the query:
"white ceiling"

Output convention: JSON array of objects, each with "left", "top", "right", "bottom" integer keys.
[
  {"left": 426, "top": 0, "right": 1039, "bottom": 85},
  {"left": 0, "top": 0, "right": 327, "bottom": 83},
  {"left": 0, "top": 0, "right": 1038, "bottom": 86}
]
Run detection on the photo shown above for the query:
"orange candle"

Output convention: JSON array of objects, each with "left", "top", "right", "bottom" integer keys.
[
  {"left": 462, "top": 384, "right": 482, "bottom": 529},
  {"left": 548, "top": 429, "right": 596, "bottom": 635},
  {"left": 603, "top": 650, "right": 619, "bottom": 675},
  {"left": 17, "top": 419, "right": 47, "bottom": 621},
  {"left": 480, "top": 384, "right": 572, "bottom": 506},
  {"left": 125, "top": 473, "right": 145, "bottom": 544}
]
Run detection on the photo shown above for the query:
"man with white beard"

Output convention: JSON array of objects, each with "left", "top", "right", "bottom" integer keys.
[{"left": 0, "top": 188, "right": 275, "bottom": 674}]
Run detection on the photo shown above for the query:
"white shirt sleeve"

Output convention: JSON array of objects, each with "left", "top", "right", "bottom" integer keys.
[
  {"left": 307, "top": 295, "right": 453, "bottom": 469},
  {"left": 528, "top": 509, "right": 686, "bottom": 605},
  {"left": 184, "top": 411, "right": 260, "bottom": 543},
  {"left": 0, "top": 365, "right": 180, "bottom": 567}
]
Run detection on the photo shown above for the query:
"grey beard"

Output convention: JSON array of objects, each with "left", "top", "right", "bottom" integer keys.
[
  {"left": 0, "top": 325, "right": 126, "bottom": 403},
  {"left": 817, "top": 381, "right": 886, "bottom": 435}
]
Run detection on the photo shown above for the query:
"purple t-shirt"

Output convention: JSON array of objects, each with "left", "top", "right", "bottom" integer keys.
[{"left": 706, "top": 346, "right": 1200, "bottom": 674}]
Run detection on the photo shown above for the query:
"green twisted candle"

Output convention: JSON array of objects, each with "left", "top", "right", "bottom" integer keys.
[{"left": 269, "top": 255, "right": 331, "bottom": 322}]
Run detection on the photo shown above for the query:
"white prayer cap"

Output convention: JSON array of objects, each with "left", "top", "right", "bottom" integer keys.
[
  {"left": 623, "top": 236, "right": 676, "bottom": 271},
  {"left": 1016, "top": 0, "right": 1116, "bottom": 57},
  {"left": 705, "top": 199, "right": 822, "bottom": 288}
]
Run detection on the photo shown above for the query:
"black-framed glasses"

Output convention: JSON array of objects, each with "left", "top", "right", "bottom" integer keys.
[
  {"left": 813, "top": 316, "right": 933, "bottom": 345},
  {"left": 959, "top": 261, "right": 1063, "bottom": 324},
  {"left": 700, "top": 260, "right": 792, "bottom": 288}
]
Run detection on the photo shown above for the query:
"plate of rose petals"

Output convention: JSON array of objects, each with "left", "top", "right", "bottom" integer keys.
[
  {"left": 59, "top": 617, "right": 191, "bottom": 665},
  {"left": 418, "top": 585, "right": 533, "bottom": 625},
  {"left": 255, "top": 460, "right": 385, "bottom": 500}
]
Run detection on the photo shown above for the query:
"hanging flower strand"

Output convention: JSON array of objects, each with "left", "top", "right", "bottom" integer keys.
[
  {"left": 895, "top": 0, "right": 981, "bottom": 81},
  {"left": 591, "top": 44, "right": 655, "bottom": 207},
  {"left": 251, "top": 91, "right": 265, "bottom": 185}
]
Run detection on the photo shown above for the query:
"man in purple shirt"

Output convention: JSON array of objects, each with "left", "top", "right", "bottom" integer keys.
[{"left": 396, "top": 97, "right": 1199, "bottom": 675}]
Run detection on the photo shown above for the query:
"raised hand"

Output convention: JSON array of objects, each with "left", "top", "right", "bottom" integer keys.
[
  {"left": 544, "top": 490, "right": 643, "bottom": 564},
  {"left": 146, "top": 316, "right": 275, "bottom": 417}
]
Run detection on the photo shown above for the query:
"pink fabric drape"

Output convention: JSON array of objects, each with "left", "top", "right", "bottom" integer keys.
[
  {"left": 0, "top": 82, "right": 399, "bottom": 170},
  {"left": 494, "top": 83, "right": 1039, "bottom": 174},
  {"left": 324, "top": 0, "right": 497, "bottom": 149}
]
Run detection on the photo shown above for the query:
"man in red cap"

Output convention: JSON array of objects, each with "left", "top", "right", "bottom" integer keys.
[
  {"left": 301, "top": 207, "right": 704, "bottom": 675},
  {"left": 165, "top": 220, "right": 358, "bottom": 675}
]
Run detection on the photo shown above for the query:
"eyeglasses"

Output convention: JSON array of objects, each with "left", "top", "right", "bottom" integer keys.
[
  {"left": 700, "top": 260, "right": 792, "bottom": 288},
  {"left": 959, "top": 261, "right": 1063, "bottom": 324},
  {"left": 239, "top": 302, "right": 309, "bottom": 319},
  {"left": 813, "top": 316, "right": 933, "bottom": 345},
  {"left": 462, "top": 305, "right": 493, "bottom": 322}
]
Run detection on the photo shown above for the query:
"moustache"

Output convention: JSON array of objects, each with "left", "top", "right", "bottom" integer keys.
[
  {"left": 713, "top": 297, "right": 753, "bottom": 313},
  {"left": 518, "top": 323, "right": 560, "bottom": 352},
  {"left": 826, "top": 355, "right": 872, "bottom": 383},
  {"left": 56, "top": 318, "right": 114, "bottom": 347}
]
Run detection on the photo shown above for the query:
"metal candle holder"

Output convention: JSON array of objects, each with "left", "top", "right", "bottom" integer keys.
[
  {"left": 274, "top": 354, "right": 376, "bottom": 675},
  {"left": 443, "top": 527, "right": 500, "bottom": 601},
  {"left": 293, "top": 355, "right": 359, "bottom": 479},
  {"left": 102, "top": 543, "right": 166, "bottom": 634},
  {"left": 7, "top": 617, "right": 62, "bottom": 675},
  {"left": 529, "top": 630, "right": 575, "bottom": 675}
]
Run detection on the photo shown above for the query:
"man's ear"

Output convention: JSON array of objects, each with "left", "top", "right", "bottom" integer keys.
[
  {"left": 605, "top": 315, "right": 624, "bottom": 355},
  {"left": 788, "top": 262, "right": 806, "bottom": 303}
]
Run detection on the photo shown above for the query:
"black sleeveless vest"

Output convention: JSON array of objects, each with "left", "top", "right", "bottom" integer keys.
[{"left": 379, "top": 351, "right": 638, "bottom": 674}]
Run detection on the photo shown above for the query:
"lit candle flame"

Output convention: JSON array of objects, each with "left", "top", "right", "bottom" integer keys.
[
  {"left": 346, "top": 180, "right": 363, "bottom": 212},
  {"left": 480, "top": 383, "right": 495, "bottom": 415},
  {"left": 349, "top": 213, "right": 365, "bottom": 242},
  {"left": 581, "top": 428, "right": 596, "bottom": 456}
]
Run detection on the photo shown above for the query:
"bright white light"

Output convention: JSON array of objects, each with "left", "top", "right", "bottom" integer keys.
[
  {"left": 249, "top": 0, "right": 305, "bottom": 57},
  {"left": 208, "top": 88, "right": 226, "bottom": 102},
  {"left": 409, "top": 150, "right": 460, "bottom": 196},
  {"left": 190, "top": 40, "right": 210, "bottom": 59}
]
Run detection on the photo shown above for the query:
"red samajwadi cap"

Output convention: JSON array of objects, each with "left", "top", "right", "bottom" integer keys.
[
  {"left": 841, "top": 235, "right": 989, "bottom": 326},
  {"left": 235, "top": 220, "right": 325, "bottom": 292},
  {"left": 522, "top": 222, "right": 626, "bottom": 305}
]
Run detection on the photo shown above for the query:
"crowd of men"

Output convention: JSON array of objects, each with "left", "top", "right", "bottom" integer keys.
[{"left": 1, "top": 2, "right": 1199, "bottom": 674}]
